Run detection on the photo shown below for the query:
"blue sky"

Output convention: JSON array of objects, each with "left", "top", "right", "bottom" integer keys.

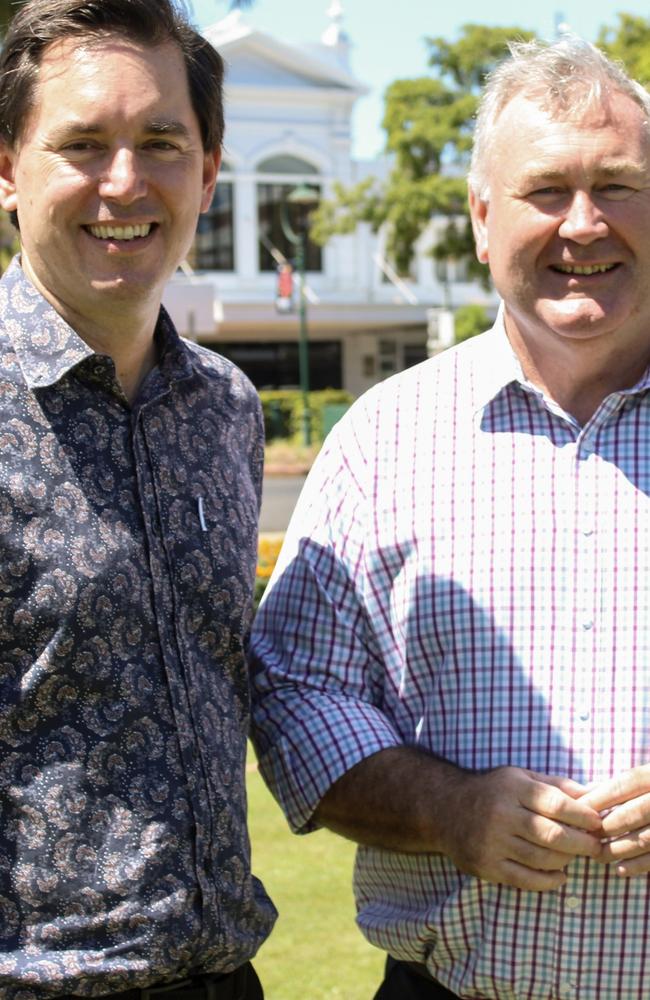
[{"left": 190, "top": 0, "right": 650, "bottom": 159}]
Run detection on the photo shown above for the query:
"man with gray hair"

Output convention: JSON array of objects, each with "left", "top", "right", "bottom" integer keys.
[{"left": 250, "top": 36, "right": 650, "bottom": 999}]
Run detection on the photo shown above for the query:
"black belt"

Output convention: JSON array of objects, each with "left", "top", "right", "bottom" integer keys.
[
  {"left": 60, "top": 965, "right": 251, "bottom": 1000},
  {"left": 389, "top": 958, "right": 461, "bottom": 997},
  {"left": 401, "top": 960, "right": 485, "bottom": 998},
  {"left": 404, "top": 962, "right": 456, "bottom": 1000}
]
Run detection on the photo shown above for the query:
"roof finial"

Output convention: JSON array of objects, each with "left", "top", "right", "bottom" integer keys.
[
  {"left": 554, "top": 11, "right": 572, "bottom": 38},
  {"left": 322, "top": 0, "right": 347, "bottom": 47}
]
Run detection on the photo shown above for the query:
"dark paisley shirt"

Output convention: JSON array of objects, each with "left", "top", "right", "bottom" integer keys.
[{"left": 0, "top": 259, "right": 276, "bottom": 998}]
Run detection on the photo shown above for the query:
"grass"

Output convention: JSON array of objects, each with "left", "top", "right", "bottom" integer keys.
[
  {"left": 252, "top": 442, "right": 381, "bottom": 996},
  {"left": 247, "top": 760, "right": 384, "bottom": 999},
  {"left": 264, "top": 439, "right": 321, "bottom": 470}
]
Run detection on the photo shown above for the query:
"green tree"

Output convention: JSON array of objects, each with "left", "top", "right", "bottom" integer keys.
[
  {"left": 454, "top": 304, "right": 489, "bottom": 344},
  {"left": 310, "top": 24, "right": 535, "bottom": 279},
  {"left": 0, "top": 0, "right": 20, "bottom": 33},
  {"left": 597, "top": 13, "right": 650, "bottom": 84}
]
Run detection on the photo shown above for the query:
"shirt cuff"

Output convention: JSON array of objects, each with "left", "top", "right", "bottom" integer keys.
[{"left": 253, "top": 694, "right": 401, "bottom": 833}]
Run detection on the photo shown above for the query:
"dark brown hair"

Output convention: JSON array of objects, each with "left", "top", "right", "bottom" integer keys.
[{"left": 0, "top": 0, "right": 224, "bottom": 151}]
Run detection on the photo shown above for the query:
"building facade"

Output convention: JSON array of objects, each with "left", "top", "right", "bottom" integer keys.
[{"left": 162, "top": 5, "right": 499, "bottom": 398}]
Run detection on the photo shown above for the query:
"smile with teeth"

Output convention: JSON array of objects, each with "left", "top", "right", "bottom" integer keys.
[
  {"left": 553, "top": 262, "right": 617, "bottom": 276},
  {"left": 87, "top": 223, "right": 153, "bottom": 241}
]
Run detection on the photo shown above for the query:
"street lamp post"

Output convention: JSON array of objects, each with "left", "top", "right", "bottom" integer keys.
[{"left": 281, "top": 183, "right": 319, "bottom": 447}]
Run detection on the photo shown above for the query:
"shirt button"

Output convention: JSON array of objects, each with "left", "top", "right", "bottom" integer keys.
[
  {"left": 582, "top": 527, "right": 594, "bottom": 537},
  {"left": 582, "top": 620, "right": 594, "bottom": 631},
  {"left": 565, "top": 895, "right": 580, "bottom": 911},
  {"left": 579, "top": 711, "right": 590, "bottom": 722},
  {"left": 560, "top": 983, "right": 576, "bottom": 998}
]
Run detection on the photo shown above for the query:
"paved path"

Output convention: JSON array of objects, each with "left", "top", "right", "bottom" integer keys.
[{"left": 260, "top": 475, "right": 306, "bottom": 533}]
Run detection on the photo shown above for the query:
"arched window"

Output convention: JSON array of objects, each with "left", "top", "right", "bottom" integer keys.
[
  {"left": 191, "top": 160, "right": 235, "bottom": 271},
  {"left": 256, "top": 155, "right": 322, "bottom": 272},
  {"left": 257, "top": 155, "right": 319, "bottom": 175}
]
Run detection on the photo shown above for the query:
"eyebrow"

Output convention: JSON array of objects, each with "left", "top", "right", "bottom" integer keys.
[
  {"left": 45, "top": 119, "right": 193, "bottom": 143},
  {"left": 520, "top": 161, "right": 649, "bottom": 186},
  {"left": 145, "top": 120, "right": 193, "bottom": 141},
  {"left": 594, "top": 162, "right": 649, "bottom": 178}
]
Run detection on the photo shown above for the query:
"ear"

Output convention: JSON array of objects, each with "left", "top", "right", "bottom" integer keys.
[
  {"left": 468, "top": 185, "right": 489, "bottom": 264},
  {"left": 200, "top": 148, "right": 221, "bottom": 213},
  {"left": 0, "top": 142, "right": 18, "bottom": 214}
]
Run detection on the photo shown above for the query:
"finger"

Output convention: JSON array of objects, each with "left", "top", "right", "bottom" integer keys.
[
  {"left": 599, "top": 827, "right": 650, "bottom": 863},
  {"left": 581, "top": 767, "right": 650, "bottom": 813},
  {"left": 600, "top": 793, "right": 650, "bottom": 837},
  {"left": 536, "top": 773, "right": 592, "bottom": 799},
  {"left": 611, "top": 855, "right": 650, "bottom": 878},
  {"left": 510, "top": 835, "right": 576, "bottom": 871},
  {"left": 497, "top": 858, "right": 568, "bottom": 892},
  {"left": 521, "top": 812, "right": 602, "bottom": 858},
  {"left": 520, "top": 779, "right": 603, "bottom": 832}
]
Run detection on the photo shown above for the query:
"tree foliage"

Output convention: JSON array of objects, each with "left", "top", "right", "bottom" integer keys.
[
  {"left": 454, "top": 304, "right": 489, "bottom": 344},
  {"left": 311, "top": 23, "right": 535, "bottom": 278},
  {"left": 0, "top": 0, "right": 20, "bottom": 33},
  {"left": 597, "top": 13, "right": 650, "bottom": 84}
]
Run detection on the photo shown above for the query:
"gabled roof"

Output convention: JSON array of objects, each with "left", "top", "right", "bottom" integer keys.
[{"left": 203, "top": 11, "right": 367, "bottom": 94}]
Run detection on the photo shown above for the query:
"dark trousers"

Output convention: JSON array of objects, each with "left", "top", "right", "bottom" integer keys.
[
  {"left": 373, "top": 958, "right": 460, "bottom": 1000},
  {"left": 58, "top": 963, "right": 263, "bottom": 1000}
]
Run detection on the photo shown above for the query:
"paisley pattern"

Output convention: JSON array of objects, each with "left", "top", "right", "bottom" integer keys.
[{"left": 0, "top": 259, "right": 276, "bottom": 998}]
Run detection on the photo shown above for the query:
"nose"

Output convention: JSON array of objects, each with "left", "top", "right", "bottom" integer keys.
[
  {"left": 557, "top": 191, "right": 609, "bottom": 244},
  {"left": 98, "top": 147, "right": 147, "bottom": 204}
]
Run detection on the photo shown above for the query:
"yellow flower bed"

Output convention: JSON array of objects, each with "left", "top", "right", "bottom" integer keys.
[{"left": 257, "top": 533, "right": 285, "bottom": 581}]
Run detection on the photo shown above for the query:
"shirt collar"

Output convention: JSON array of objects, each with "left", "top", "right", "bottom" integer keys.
[
  {"left": 154, "top": 306, "right": 194, "bottom": 385},
  {"left": 0, "top": 256, "right": 94, "bottom": 388},
  {"left": 623, "top": 364, "right": 650, "bottom": 395},
  {"left": 0, "top": 256, "right": 194, "bottom": 390},
  {"left": 469, "top": 305, "right": 525, "bottom": 415},
  {"left": 470, "top": 304, "right": 650, "bottom": 415}
]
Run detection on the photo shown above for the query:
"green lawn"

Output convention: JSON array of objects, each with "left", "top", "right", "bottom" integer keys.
[{"left": 247, "top": 762, "right": 384, "bottom": 999}]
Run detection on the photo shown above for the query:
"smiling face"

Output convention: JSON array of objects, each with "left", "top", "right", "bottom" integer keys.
[
  {"left": 0, "top": 35, "right": 220, "bottom": 330},
  {"left": 469, "top": 90, "right": 650, "bottom": 358}
]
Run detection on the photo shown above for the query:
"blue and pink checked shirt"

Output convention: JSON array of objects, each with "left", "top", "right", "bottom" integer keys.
[{"left": 250, "top": 314, "right": 650, "bottom": 999}]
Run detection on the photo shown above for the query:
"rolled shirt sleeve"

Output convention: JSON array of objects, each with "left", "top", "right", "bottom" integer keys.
[{"left": 249, "top": 391, "right": 402, "bottom": 832}]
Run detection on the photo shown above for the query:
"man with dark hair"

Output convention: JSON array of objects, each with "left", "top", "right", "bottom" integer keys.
[
  {"left": 0, "top": 1, "right": 275, "bottom": 998},
  {"left": 251, "top": 36, "right": 650, "bottom": 1000}
]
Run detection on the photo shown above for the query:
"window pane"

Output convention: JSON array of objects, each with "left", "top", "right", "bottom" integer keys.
[
  {"left": 403, "top": 342, "right": 428, "bottom": 368},
  {"left": 257, "top": 155, "right": 319, "bottom": 174},
  {"left": 192, "top": 182, "right": 235, "bottom": 271},
  {"left": 257, "top": 183, "right": 322, "bottom": 272},
  {"left": 211, "top": 340, "right": 341, "bottom": 391}
]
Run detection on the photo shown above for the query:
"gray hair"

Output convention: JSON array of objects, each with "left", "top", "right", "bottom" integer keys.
[{"left": 468, "top": 36, "right": 650, "bottom": 198}]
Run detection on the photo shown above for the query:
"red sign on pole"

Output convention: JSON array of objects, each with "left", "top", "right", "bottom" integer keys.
[{"left": 276, "top": 263, "right": 294, "bottom": 312}]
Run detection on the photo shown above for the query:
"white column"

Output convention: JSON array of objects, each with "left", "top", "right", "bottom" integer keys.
[{"left": 235, "top": 174, "right": 258, "bottom": 281}]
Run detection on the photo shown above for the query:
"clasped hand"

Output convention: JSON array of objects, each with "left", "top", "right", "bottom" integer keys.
[
  {"left": 442, "top": 763, "right": 650, "bottom": 891},
  {"left": 580, "top": 765, "right": 650, "bottom": 877}
]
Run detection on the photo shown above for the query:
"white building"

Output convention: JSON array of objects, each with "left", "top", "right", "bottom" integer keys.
[{"left": 163, "top": 3, "right": 498, "bottom": 398}]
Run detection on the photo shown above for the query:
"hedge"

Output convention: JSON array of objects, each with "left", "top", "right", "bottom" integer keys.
[
  {"left": 260, "top": 388, "right": 354, "bottom": 442},
  {"left": 454, "top": 304, "right": 490, "bottom": 344}
]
